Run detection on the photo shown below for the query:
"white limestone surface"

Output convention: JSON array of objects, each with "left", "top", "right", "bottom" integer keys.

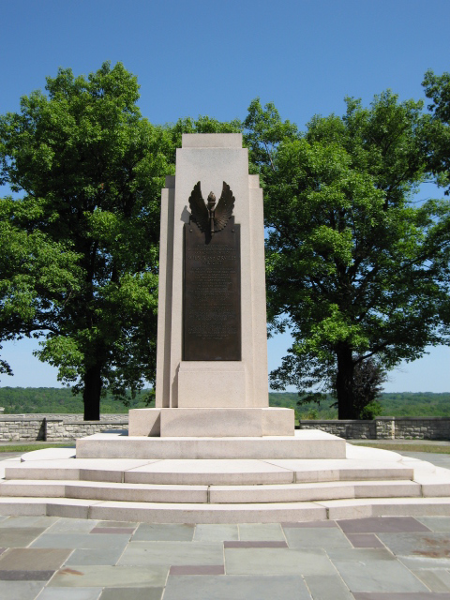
[
  {"left": 76, "top": 430, "right": 346, "bottom": 459},
  {"left": 2, "top": 435, "right": 450, "bottom": 522},
  {"left": 87, "top": 500, "right": 328, "bottom": 524},
  {"left": 0, "top": 480, "right": 66, "bottom": 497},
  {"left": 0, "top": 456, "right": 21, "bottom": 480},
  {"left": 4, "top": 458, "right": 156, "bottom": 482},
  {"left": 130, "top": 407, "right": 295, "bottom": 437},
  {"left": 160, "top": 407, "right": 294, "bottom": 437},
  {"left": 321, "top": 497, "right": 450, "bottom": 520},
  {"left": 209, "top": 480, "right": 421, "bottom": 504},
  {"left": 345, "top": 442, "right": 404, "bottom": 461},
  {"left": 177, "top": 362, "right": 246, "bottom": 408},
  {"left": 124, "top": 459, "right": 294, "bottom": 486},
  {"left": 20, "top": 447, "right": 76, "bottom": 461},
  {"left": 155, "top": 134, "right": 269, "bottom": 413}
]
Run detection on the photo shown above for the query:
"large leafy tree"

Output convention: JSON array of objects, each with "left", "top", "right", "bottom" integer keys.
[
  {"left": 245, "top": 95, "right": 450, "bottom": 419},
  {"left": 0, "top": 62, "right": 243, "bottom": 420},
  {"left": 422, "top": 70, "right": 450, "bottom": 323},
  {"left": 0, "top": 196, "right": 81, "bottom": 379},
  {"left": 422, "top": 69, "right": 450, "bottom": 194},
  {"left": 0, "top": 62, "right": 173, "bottom": 419}
]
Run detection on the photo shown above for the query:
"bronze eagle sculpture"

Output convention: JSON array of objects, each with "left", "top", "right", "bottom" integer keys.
[{"left": 188, "top": 181, "right": 235, "bottom": 236}]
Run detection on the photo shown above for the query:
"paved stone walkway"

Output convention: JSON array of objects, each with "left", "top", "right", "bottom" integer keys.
[{"left": 1, "top": 514, "right": 450, "bottom": 599}]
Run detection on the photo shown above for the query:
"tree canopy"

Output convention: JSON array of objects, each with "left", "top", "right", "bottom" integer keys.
[
  {"left": 245, "top": 94, "right": 450, "bottom": 418},
  {"left": 422, "top": 69, "right": 450, "bottom": 194},
  {"left": 0, "top": 62, "right": 172, "bottom": 419},
  {"left": 421, "top": 70, "right": 450, "bottom": 329},
  {"left": 0, "top": 62, "right": 242, "bottom": 420}
]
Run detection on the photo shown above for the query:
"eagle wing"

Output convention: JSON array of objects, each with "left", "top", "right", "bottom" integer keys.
[
  {"left": 213, "top": 182, "right": 235, "bottom": 232},
  {"left": 188, "top": 181, "right": 209, "bottom": 232}
]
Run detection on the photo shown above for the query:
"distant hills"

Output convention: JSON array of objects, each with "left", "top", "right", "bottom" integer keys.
[
  {"left": 0, "top": 387, "right": 150, "bottom": 414},
  {"left": 270, "top": 392, "right": 450, "bottom": 419},
  {"left": 0, "top": 387, "right": 448, "bottom": 419}
]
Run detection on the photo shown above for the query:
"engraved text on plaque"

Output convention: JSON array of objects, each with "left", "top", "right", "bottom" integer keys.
[{"left": 183, "top": 217, "right": 241, "bottom": 361}]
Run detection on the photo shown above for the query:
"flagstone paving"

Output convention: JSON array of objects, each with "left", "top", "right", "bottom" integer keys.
[{"left": 0, "top": 514, "right": 448, "bottom": 598}]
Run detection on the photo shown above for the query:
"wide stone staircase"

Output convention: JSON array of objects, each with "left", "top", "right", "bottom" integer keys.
[{"left": 1, "top": 431, "right": 450, "bottom": 523}]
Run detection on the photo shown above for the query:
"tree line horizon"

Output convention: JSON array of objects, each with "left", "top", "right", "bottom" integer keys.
[
  {"left": 0, "top": 387, "right": 449, "bottom": 420},
  {"left": 0, "top": 62, "right": 449, "bottom": 420}
]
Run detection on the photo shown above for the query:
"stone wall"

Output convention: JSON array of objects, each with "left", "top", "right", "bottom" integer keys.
[
  {"left": 1, "top": 414, "right": 450, "bottom": 441},
  {"left": 0, "top": 414, "right": 129, "bottom": 442},
  {"left": 3, "top": 414, "right": 128, "bottom": 423},
  {"left": 299, "top": 420, "right": 376, "bottom": 439},
  {"left": 299, "top": 417, "right": 450, "bottom": 440},
  {"left": 45, "top": 419, "right": 128, "bottom": 441},
  {"left": 377, "top": 417, "right": 450, "bottom": 440},
  {"left": 0, "top": 417, "right": 46, "bottom": 442}
]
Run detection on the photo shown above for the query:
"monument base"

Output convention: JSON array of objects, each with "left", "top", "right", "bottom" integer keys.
[
  {"left": 4, "top": 436, "right": 450, "bottom": 524},
  {"left": 128, "top": 407, "right": 294, "bottom": 437},
  {"left": 76, "top": 429, "right": 345, "bottom": 460}
]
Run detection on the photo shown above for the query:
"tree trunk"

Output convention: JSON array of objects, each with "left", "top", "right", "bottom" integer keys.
[
  {"left": 83, "top": 363, "right": 103, "bottom": 421},
  {"left": 335, "top": 343, "right": 358, "bottom": 420}
]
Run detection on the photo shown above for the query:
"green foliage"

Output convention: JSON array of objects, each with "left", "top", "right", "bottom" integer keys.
[
  {"left": 346, "top": 358, "right": 386, "bottom": 419},
  {"left": 0, "top": 386, "right": 153, "bottom": 414},
  {"left": 0, "top": 63, "right": 245, "bottom": 420},
  {"left": 421, "top": 70, "right": 450, "bottom": 329},
  {"left": 422, "top": 69, "right": 450, "bottom": 192},
  {"left": 0, "top": 388, "right": 448, "bottom": 419},
  {"left": 168, "top": 115, "right": 242, "bottom": 153},
  {"left": 378, "top": 392, "right": 450, "bottom": 417},
  {"left": 268, "top": 391, "right": 450, "bottom": 420},
  {"left": 245, "top": 92, "right": 450, "bottom": 419},
  {"left": 0, "top": 444, "right": 73, "bottom": 452},
  {"left": 359, "top": 401, "right": 382, "bottom": 420},
  {"left": 0, "top": 196, "right": 81, "bottom": 376},
  {"left": 269, "top": 392, "right": 338, "bottom": 420},
  {"left": 356, "top": 442, "right": 450, "bottom": 454},
  {"left": 243, "top": 99, "right": 299, "bottom": 176},
  {"left": 0, "top": 62, "right": 172, "bottom": 418}
]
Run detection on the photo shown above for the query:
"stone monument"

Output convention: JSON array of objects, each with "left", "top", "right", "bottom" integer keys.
[
  {"left": 3, "top": 134, "right": 437, "bottom": 523},
  {"left": 129, "top": 133, "right": 294, "bottom": 437}
]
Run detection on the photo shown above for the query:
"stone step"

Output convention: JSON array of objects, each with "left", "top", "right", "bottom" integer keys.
[
  {"left": 75, "top": 430, "right": 347, "bottom": 460},
  {"left": 0, "top": 479, "right": 425, "bottom": 504},
  {"left": 1, "top": 436, "right": 448, "bottom": 524},
  {"left": 1, "top": 495, "right": 450, "bottom": 524},
  {"left": 210, "top": 480, "right": 423, "bottom": 503},
  {"left": 318, "top": 497, "right": 450, "bottom": 520},
  {"left": 4, "top": 458, "right": 414, "bottom": 486}
]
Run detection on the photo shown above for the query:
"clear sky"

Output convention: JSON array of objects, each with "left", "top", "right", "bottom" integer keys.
[{"left": 1, "top": 0, "right": 449, "bottom": 392}]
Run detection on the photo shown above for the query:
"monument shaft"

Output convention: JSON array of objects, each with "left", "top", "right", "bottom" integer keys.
[{"left": 129, "top": 134, "right": 294, "bottom": 436}]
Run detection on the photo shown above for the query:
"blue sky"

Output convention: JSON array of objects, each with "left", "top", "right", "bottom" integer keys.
[{"left": 1, "top": 0, "right": 449, "bottom": 392}]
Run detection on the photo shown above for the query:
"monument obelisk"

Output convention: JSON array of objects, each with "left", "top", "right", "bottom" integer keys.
[{"left": 129, "top": 133, "right": 294, "bottom": 436}]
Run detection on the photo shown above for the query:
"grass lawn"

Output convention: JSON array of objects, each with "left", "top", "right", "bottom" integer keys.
[
  {"left": 0, "top": 443, "right": 75, "bottom": 453},
  {"left": 2, "top": 440, "right": 450, "bottom": 455},
  {"left": 354, "top": 442, "right": 450, "bottom": 454}
]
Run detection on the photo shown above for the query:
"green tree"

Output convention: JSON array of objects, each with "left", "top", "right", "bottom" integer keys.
[
  {"left": 0, "top": 62, "right": 243, "bottom": 420},
  {"left": 0, "top": 62, "right": 173, "bottom": 419},
  {"left": 246, "top": 95, "right": 450, "bottom": 419},
  {"left": 422, "top": 70, "right": 450, "bottom": 329},
  {"left": 422, "top": 69, "right": 450, "bottom": 193},
  {"left": 350, "top": 358, "right": 386, "bottom": 419},
  {"left": 0, "top": 196, "right": 81, "bottom": 378}
]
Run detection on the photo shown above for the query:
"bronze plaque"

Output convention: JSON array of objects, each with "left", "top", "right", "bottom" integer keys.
[{"left": 183, "top": 217, "right": 241, "bottom": 361}]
